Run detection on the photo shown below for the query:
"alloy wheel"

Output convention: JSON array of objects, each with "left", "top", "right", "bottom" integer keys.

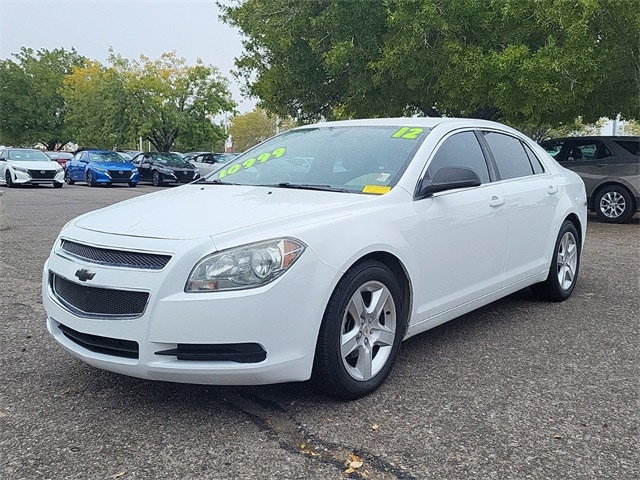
[
  {"left": 556, "top": 231, "right": 578, "bottom": 291},
  {"left": 340, "top": 280, "right": 397, "bottom": 381},
  {"left": 599, "top": 191, "right": 626, "bottom": 219}
]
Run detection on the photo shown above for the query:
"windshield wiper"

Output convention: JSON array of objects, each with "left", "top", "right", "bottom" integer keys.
[
  {"left": 269, "top": 182, "right": 350, "bottom": 193},
  {"left": 198, "top": 178, "right": 239, "bottom": 185}
]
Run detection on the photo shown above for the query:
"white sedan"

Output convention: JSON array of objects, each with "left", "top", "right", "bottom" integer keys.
[
  {"left": 42, "top": 118, "right": 587, "bottom": 399},
  {"left": 1, "top": 148, "right": 65, "bottom": 187}
]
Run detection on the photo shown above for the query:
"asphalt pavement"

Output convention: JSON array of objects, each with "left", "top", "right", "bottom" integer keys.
[{"left": 1, "top": 183, "right": 638, "bottom": 479}]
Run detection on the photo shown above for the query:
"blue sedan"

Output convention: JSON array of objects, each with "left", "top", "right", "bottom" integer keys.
[{"left": 65, "top": 150, "right": 139, "bottom": 187}]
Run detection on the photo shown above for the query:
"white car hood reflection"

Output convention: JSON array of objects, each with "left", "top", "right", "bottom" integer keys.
[{"left": 74, "top": 184, "right": 368, "bottom": 240}]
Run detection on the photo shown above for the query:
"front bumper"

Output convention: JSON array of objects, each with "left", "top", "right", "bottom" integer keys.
[
  {"left": 42, "top": 231, "right": 336, "bottom": 385},
  {"left": 10, "top": 168, "right": 64, "bottom": 185},
  {"left": 92, "top": 169, "right": 139, "bottom": 184}
]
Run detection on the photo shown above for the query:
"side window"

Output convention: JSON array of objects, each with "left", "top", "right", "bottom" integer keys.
[
  {"left": 483, "top": 131, "right": 533, "bottom": 180},
  {"left": 567, "top": 141, "right": 610, "bottom": 162},
  {"left": 523, "top": 143, "right": 545, "bottom": 174},
  {"left": 426, "top": 131, "right": 490, "bottom": 184},
  {"left": 614, "top": 139, "right": 640, "bottom": 156}
]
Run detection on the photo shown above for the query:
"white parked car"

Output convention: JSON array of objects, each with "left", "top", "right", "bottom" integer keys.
[
  {"left": 42, "top": 118, "right": 587, "bottom": 399},
  {"left": 1, "top": 148, "right": 65, "bottom": 188},
  {"left": 188, "top": 152, "right": 238, "bottom": 177}
]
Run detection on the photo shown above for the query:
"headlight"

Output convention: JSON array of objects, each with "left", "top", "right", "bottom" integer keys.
[
  {"left": 158, "top": 167, "right": 174, "bottom": 175},
  {"left": 13, "top": 165, "right": 29, "bottom": 173},
  {"left": 132, "top": 168, "right": 139, "bottom": 173},
  {"left": 55, "top": 167, "right": 63, "bottom": 173},
  {"left": 93, "top": 166, "right": 108, "bottom": 173},
  {"left": 185, "top": 238, "right": 306, "bottom": 292}
]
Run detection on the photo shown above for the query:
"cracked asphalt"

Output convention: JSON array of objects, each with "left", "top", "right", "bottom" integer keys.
[{"left": 0, "top": 184, "right": 638, "bottom": 479}]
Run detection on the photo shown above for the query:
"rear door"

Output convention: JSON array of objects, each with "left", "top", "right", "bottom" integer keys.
[{"left": 557, "top": 138, "right": 617, "bottom": 197}]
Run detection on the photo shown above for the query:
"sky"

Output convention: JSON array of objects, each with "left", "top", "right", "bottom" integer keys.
[{"left": 0, "top": 0, "right": 256, "bottom": 113}]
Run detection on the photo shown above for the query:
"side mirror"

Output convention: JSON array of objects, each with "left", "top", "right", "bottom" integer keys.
[{"left": 418, "top": 166, "right": 481, "bottom": 198}]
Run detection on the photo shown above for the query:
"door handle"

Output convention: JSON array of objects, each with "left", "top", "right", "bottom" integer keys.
[
  {"left": 547, "top": 185, "right": 559, "bottom": 195},
  {"left": 489, "top": 196, "right": 506, "bottom": 208}
]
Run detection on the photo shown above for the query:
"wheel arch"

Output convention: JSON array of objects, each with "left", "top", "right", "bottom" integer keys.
[
  {"left": 564, "top": 212, "right": 584, "bottom": 249},
  {"left": 347, "top": 251, "right": 413, "bottom": 334}
]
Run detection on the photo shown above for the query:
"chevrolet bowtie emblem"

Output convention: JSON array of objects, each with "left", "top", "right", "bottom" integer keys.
[{"left": 75, "top": 268, "right": 96, "bottom": 282}]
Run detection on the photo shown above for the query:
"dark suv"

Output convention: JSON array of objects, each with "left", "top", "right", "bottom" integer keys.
[{"left": 540, "top": 136, "right": 640, "bottom": 223}]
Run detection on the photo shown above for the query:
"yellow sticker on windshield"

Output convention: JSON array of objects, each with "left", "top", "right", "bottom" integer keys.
[{"left": 363, "top": 185, "right": 392, "bottom": 195}]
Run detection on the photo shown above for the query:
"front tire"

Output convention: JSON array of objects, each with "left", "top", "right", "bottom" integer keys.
[
  {"left": 86, "top": 171, "right": 96, "bottom": 187},
  {"left": 595, "top": 185, "right": 634, "bottom": 223},
  {"left": 5, "top": 171, "right": 15, "bottom": 188},
  {"left": 53, "top": 181, "right": 63, "bottom": 188},
  {"left": 531, "top": 220, "right": 580, "bottom": 302},
  {"left": 313, "top": 260, "right": 406, "bottom": 399},
  {"left": 64, "top": 171, "right": 75, "bottom": 185},
  {"left": 128, "top": 182, "right": 138, "bottom": 187}
]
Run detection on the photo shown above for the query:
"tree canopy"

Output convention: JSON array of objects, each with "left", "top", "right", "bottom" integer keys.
[
  {"left": 220, "top": 0, "right": 639, "bottom": 129},
  {"left": 229, "top": 108, "right": 296, "bottom": 151},
  {"left": 63, "top": 51, "right": 236, "bottom": 151},
  {"left": 0, "top": 47, "right": 85, "bottom": 149}
]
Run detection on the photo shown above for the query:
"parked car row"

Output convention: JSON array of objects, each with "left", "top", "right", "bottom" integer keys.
[{"left": 0, "top": 148, "right": 234, "bottom": 188}]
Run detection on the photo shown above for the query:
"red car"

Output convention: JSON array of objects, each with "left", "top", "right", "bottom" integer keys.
[{"left": 45, "top": 151, "right": 73, "bottom": 170}]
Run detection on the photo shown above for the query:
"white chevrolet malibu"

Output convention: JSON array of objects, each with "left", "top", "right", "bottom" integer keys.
[{"left": 42, "top": 118, "right": 587, "bottom": 399}]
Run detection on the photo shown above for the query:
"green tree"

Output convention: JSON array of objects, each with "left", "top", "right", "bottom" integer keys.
[
  {"left": 0, "top": 47, "right": 85, "bottom": 149},
  {"left": 110, "top": 51, "right": 236, "bottom": 152},
  {"left": 220, "top": 0, "right": 639, "bottom": 128},
  {"left": 62, "top": 60, "right": 130, "bottom": 149},
  {"left": 63, "top": 51, "right": 237, "bottom": 152},
  {"left": 229, "top": 108, "right": 296, "bottom": 151}
]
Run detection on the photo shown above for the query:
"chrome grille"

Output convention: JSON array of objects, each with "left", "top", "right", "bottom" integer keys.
[
  {"left": 60, "top": 239, "right": 171, "bottom": 270},
  {"left": 50, "top": 272, "right": 149, "bottom": 318}
]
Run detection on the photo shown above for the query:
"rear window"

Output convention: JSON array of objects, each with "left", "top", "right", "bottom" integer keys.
[{"left": 614, "top": 139, "right": 640, "bottom": 156}]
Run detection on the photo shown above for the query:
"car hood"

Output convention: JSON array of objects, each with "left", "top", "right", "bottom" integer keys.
[
  {"left": 73, "top": 184, "right": 370, "bottom": 240},
  {"left": 91, "top": 161, "right": 136, "bottom": 169},
  {"left": 10, "top": 160, "right": 60, "bottom": 170}
]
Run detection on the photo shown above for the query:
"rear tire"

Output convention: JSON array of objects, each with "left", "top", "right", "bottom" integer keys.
[
  {"left": 313, "top": 260, "right": 406, "bottom": 399},
  {"left": 595, "top": 185, "right": 634, "bottom": 223},
  {"left": 531, "top": 220, "right": 580, "bottom": 302}
]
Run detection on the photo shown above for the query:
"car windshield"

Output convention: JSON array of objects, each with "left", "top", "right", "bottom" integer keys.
[
  {"left": 8, "top": 150, "right": 51, "bottom": 162},
  {"left": 202, "top": 125, "right": 430, "bottom": 194},
  {"left": 154, "top": 153, "right": 190, "bottom": 166},
  {"left": 88, "top": 151, "right": 128, "bottom": 163}
]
